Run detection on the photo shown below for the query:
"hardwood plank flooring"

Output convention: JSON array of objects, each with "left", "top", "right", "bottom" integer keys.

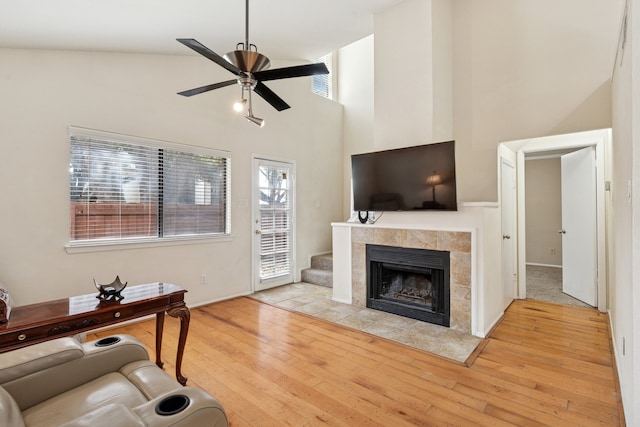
[{"left": 88, "top": 297, "right": 624, "bottom": 426}]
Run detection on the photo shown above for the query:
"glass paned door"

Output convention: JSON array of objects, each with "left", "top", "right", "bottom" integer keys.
[{"left": 253, "top": 158, "right": 295, "bottom": 291}]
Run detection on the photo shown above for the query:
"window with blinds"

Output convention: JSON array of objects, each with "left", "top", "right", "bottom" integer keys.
[
  {"left": 69, "top": 127, "right": 230, "bottom": 244},
  {"left": 312, "top": 53, "right": 333, "bottom": 99}
]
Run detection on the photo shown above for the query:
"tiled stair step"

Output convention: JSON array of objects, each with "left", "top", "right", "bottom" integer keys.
[
  {"left": 301, "top": 268, "right": 333, "bottom": 288},
  {"left": 311, "top": 253, "right": 333, "bottom": 271}
]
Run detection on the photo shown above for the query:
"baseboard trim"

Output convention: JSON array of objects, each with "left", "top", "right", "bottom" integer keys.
[
  {"left": 191, "top": 291, "right": 252, "bottom": 309},
  {"left": 607, "top": 309, "right": 629, "bottom": 425},
  {"left": 481, "top": 309, "right": 506, "bottom": 338},
  {"left": 332, "top": 296, "right": 352, "bottom": 305}
]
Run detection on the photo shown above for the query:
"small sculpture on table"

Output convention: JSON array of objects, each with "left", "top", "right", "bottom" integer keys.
[{"left": 94, "top": 276, "right": 128, "bottom": 302}]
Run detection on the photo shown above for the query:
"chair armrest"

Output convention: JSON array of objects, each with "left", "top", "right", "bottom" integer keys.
[
  {"left": 133, "top": 387, "right": 228, "bottom": 427},
  {"left": 55, "top": 388, "right": 228, "bottom": 427},
  {"left": 0, "top": 386, "right": 25, "bottom": 427},
  {"left": 79, "top": 334, "right": 150, "bottom": 373}
]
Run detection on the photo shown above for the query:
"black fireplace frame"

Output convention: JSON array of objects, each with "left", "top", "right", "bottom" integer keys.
[{"left": 366, "top": 244, "right": 450, "bottom": 327}]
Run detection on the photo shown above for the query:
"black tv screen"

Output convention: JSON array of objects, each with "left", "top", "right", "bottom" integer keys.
[{"left": 351, "top": 141, "right": 457, "bottom": 212}]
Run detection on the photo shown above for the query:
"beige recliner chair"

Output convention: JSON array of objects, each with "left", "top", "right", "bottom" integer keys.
[{"left": 0, "top": 334, "right": 228, "bottom": 426}]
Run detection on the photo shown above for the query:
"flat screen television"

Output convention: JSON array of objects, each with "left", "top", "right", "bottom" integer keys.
[{"left": 351, "top": 141, "right": 457, "bottom": 212}]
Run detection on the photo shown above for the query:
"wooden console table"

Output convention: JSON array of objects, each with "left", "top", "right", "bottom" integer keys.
[{"left": 0, "top": 282, "right": 190, "bottom": 385}]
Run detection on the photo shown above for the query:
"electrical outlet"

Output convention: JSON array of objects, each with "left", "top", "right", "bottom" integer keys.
[{"left": 201, "top": 274, "right": 207, "bottom": 285}]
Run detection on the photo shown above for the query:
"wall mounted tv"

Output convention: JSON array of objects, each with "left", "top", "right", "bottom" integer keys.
[{"left": 351, "top": 140, "right": 457, "bottom": 212}]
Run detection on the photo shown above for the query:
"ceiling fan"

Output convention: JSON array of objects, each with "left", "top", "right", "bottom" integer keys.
[{"left": 177, "top": 0, "right": 329, "bottom": 127}]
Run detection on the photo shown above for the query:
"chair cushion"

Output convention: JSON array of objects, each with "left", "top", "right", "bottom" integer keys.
[
  {"left": 21, "top": 372, "right": 147, "bottom": 426},
  {"left": 0, "top": 338, "right": 83, "bottom": 384},
  {"left": 58, "top": 403, "right": 145, "bottom": 427}
]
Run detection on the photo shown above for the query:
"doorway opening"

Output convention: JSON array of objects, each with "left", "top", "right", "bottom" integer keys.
[
  {"left": 524, "top": 153, "right": 593, "bottom": 308},
  {"left": 500, "top": 129, "right": 609, "bottom": 312}
]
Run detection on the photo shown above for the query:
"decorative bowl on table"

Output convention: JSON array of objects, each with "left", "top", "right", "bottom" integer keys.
[{"left": 94, "top": 276, "right": 127, "bottom": 302}]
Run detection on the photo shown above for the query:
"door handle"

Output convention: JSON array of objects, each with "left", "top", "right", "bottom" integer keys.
[
  {"left": 502, "top": 234, "right": 511, "bottom": 240},
  {"left": 255, "top": 230, "right": 261, "bottom": 235},
  {"left": 558, "top": 229, "right": 566, "bottom": 234}
]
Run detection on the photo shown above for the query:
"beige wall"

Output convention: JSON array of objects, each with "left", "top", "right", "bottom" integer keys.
[
  {"left": 338, "top": 35, "right": 375, "bottom": 218},
  {"left": 374, "top": 0, "right": 454, "bottom": 151},
  {"left": 0, "top": 48, "right": 343, "bottom": 306},
  {"left": 452, "top": 0, "right": 619, "bottom": 202},
  {"left": 339, "top": 0, "right": 454, "bottom": 220},
  {"left": 524, "top": 158, "right": 562, "bottom": 266},
  {"left": 343, "top": 0, "right": 619, "bottom": 205},
  {"left": 611, "top": 0, "right": 639, "bottom": 423}
]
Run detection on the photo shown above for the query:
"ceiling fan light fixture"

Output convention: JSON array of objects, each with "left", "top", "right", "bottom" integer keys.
[
  {"left": 245, "top": 114, "right": 265, "bottom": 127},
  {"left": 224, "top": 50, "right": 271, "bottom": 74},
  {"left": 176, "top": 0, "right": 329, "bottom": 120},
  {"left": 233, "top": 98, "right": 247, "bottom": 112}
]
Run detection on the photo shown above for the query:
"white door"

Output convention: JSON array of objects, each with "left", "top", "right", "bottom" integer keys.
[
  {"left": 252, "top": 158, "right": 295, "bottom": 291},
  {"left": 500, "top": 159, "right": 517, "bottom": 307},
  {"left": 560, "top": 147, "right": 596, "bottom": 306}
]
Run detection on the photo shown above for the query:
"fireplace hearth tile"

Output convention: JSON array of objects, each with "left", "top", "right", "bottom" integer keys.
[
  {"left": 360, "top": 322, "right": 408, "bottom": 339},
  {"left": 250, "top": 282, "right": 482, "bottom": 363},
  {"left": 296, "top": 299, "right": 341, "bottom": 315},
  {"left": 394, "top": 325, "right": 477, "bottom": 362},
  {"left": 318, "top": 304, "right": 363, "bottom": 322}
]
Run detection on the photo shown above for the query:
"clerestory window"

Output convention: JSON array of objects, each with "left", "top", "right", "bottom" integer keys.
[
  {"left": 312, "top": 53, "right": 334, "bottom": 99},
  {"left": 68, "top": 127, "right": 231, "bottom": 246}
]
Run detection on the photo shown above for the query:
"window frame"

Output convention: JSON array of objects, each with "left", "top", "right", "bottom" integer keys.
[
  {"left": 312, "top": 53, "right": 336, "bottom": 100},
  {"left": 66, "top": 126, "right": 232, "bottom": 253}
]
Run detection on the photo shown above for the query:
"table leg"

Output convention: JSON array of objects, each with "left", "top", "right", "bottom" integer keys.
[
  {"left": 167, "top": 305, "right": 190, "bottom": 385},
  {"left": 155, "top": 311, "right": 165, "bottom": 369}
]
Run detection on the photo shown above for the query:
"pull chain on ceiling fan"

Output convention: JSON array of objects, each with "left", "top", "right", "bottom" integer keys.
[{"left": 177, "top": 0, "right": 329, "bottom": 127}]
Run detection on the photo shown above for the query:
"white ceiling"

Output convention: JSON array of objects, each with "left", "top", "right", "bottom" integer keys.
[{"left": 0, "top": 0, "right": 404, "bottom": 61}]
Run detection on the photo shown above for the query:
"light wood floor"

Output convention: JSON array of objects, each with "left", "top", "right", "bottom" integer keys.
[{"left": 89, "top": 297, "right": 624, "bottom": 426}]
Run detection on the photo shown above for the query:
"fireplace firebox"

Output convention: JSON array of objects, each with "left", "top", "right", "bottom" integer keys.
[{"left": 366, "top": 244, "right": 450, "bottom": 327}]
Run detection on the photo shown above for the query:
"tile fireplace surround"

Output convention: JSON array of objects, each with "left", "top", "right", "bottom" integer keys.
[
  {"left": 339, "top": 226, "right": 472, "bottom": 334},
  {"left": 351, "top": 227, "right": 471, "bottom": 333}
]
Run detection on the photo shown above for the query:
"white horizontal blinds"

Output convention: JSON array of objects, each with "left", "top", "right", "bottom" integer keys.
[
  {"left": 162, "top": 150, "right": 229, "bottom": 237},
  {"left": 69, "top": 127, "right": 230, "bottom": 243},
  {"left": 70, "top": 137, "right": 159, "bottom": 241},
  {"left": 258, "top": 165, "right": 291, "bottom": 279},
  {"left": 312, "top": 53, "right": 332, "bottom": 99}
]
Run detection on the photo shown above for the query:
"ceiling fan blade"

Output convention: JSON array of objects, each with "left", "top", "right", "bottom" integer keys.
[
  {"left": 177, "top": 38, "right": 241, "bottom": 75},
  {"left": 254, "top": 63, "right": 329, "bottom": 82},
  {"left": 254, "top": 82, "right": 290, "bottom": 111},
  {"left": 177, "top": 79, "right": 237, "bottom": 97}
]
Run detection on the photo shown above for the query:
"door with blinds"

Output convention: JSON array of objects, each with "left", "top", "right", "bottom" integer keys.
[{"left": 252, "top": 158, "right": 295, "bottom": 291}]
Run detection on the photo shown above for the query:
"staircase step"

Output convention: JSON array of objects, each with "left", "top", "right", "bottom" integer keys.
[
  {"left": 311, "top": 253, "right": 333, "bottom": 271},
  {"left": 301, "top": 268, "right": 333, "bottom": 288}
]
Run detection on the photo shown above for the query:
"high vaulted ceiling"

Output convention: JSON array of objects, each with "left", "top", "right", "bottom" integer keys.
[{"left": 0, "top": 0, "right": 404, "bottom": 60}]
